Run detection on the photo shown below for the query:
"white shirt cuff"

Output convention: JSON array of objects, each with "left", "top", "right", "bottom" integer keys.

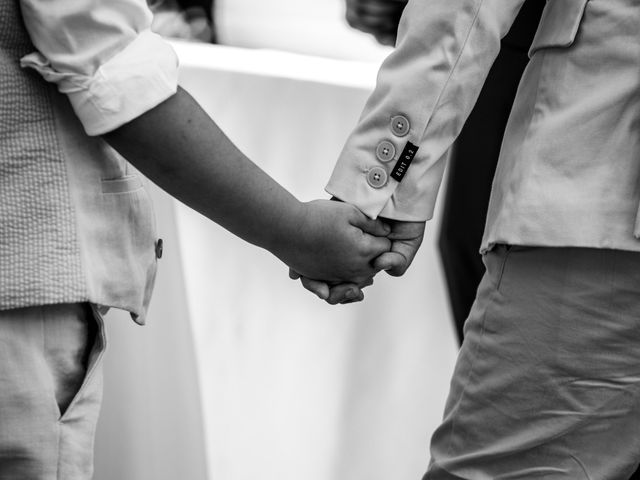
[{"left": 21, "top": 30, "right": 179, "bottom": 136}]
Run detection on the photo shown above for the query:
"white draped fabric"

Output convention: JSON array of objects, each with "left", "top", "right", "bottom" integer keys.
[
  {"left": 94, "top": 42, "right": 459, "bottom": 480},
  {"left": 215, "top": 0, "right": 392, "bottom": 61}
]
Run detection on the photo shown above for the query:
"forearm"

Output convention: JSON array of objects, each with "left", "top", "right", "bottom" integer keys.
[
  {"left": 103, "top": 87, "right": 301, "bottom": 256},
  {"left": 20, "top": 0, "right": 390, "bottom": 285}
]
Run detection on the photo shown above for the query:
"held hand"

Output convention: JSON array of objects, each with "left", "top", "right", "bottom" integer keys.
[
  {"left": 289, "top": 269, "right": 374, "bottom": 304},
  {"left": 277, "top": 199, "right": 391, "bottom": 284},
  {"left": 373, "top": 219, "right": 425, "bottom": 276},
  {"left": 345, "top": 0, "right": 408, "bottom": 46},
  {"left": 292, "top": 218, "right": 425, "bottom": 304}
]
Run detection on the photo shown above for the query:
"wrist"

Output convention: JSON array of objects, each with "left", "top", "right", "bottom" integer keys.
[{"left": 264, "top": 198, "right": 307, "bottom": 263}]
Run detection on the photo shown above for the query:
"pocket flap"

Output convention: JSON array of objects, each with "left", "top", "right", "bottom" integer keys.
[{"left": 528, "top": 0, "right": 589, "bottom": 57}]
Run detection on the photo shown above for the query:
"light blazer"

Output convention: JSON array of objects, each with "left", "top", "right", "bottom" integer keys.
[{"left": 327, "top": 0, "right": 640, "bottom": 253}]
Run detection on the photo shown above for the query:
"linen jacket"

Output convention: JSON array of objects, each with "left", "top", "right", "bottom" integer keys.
[
  {"left": 327, "top": 0, "right": 640, "bottom": 253},
  {"left": 0, "top": 0, "right": 175, "bottom": 323}
]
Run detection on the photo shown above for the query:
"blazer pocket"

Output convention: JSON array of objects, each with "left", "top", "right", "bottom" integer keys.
[
  {"left": 101, "top": 175, "right": 143, "bottom": 194},
  {"left": 528, "top": 0, "right": 589, "bottom": 57}
]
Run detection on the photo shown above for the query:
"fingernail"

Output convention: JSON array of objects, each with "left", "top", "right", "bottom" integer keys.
[{"left": 345, "top": 288, "right": 357, "bottom": 300}]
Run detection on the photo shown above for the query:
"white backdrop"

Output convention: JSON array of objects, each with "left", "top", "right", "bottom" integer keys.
[{"left": 94, "top": 41, "right": 459, "bottom": 480}]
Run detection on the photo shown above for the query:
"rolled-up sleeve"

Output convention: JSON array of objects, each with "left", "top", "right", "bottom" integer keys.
[{"left": 19, "top": 0, "right": 178, "bottom": 136}]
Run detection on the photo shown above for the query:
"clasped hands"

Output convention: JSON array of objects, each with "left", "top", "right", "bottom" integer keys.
[{"left": 281, "top": 199, "right": 425, "bottom": 304}]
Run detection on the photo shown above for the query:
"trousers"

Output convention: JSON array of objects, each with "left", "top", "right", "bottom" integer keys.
[
  {"left": 0, "top": 303, "right": 106, "bottom": 480},
  {"left": 426, "top": 246, "right": 640, "bottom": 479},
  {"left": 438, "top": 0, "right": 544, "bottom": 344}
]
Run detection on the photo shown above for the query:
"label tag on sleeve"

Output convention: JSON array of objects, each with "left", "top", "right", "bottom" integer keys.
[{"left": 390, "top": 142, "right": 418, "bottom": 182}]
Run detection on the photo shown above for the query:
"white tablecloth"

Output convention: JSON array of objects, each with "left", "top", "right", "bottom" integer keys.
[{"left": 94, "top": 42, "right": 458, "bottom": 480}]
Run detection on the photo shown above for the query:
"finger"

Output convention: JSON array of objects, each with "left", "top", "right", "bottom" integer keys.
[
  {"left": 340, "top": 290, "right": 365, "bottom": 304},
  {"left": 345, "top": 4, "right": 374, "bottom": 31},
  {"left": 345, "top": 3, "right": 401, "bottom": 34},
  {"left": 289, "top": 269, "right": 301, "bottom": 280},
  {"left": 353, "top": 12, "right": 398, "bottom": 31},
  {"left": 358, "top": 276, "right": 374, "bottom": 288},
  {"left": 374, "top": 33, "right": 397, "bottom": 46},
  {"left": 360, "top": 219, "right": 392, "bottom": 238},
  {"left": 362, "top": 235, "right": 392, "bottom": 257},
  {"left": 383, "top": 221, "right": 426, "bottom": 241},
  {"left": 327, "top": 276, "right": 373, "bottom": 303},
  {"left": 373, "top": 251, "right": 407, "bottom": 276},
  {"left": 300, "top": 277, "right": 330, "bottom": 300},
  {"left": 352, "top": 17, "right": 397, "bottom": 34},
  {"left": 355, "top": 1, "right": 405, "bottom": 16},
  {"left": 326, "top": 284, "right": 363, "bottom": 305},
  {"left": 345, "top": 7, "right": 365, "bottom": 30},
  {"left": 389, "top": 237, "right": 422, "bottom": 273},
  {"left": 349, "top": 212, "right": 391, "bottom": 237}
]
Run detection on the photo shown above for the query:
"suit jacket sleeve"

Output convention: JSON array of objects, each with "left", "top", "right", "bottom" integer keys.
[{"left": 326, "top": 0, "right": 527, "bottom": 221}]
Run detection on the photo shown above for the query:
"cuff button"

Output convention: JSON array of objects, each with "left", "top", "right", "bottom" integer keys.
[
  {"left": 390, "top": 115, "right": 410, "bottom": 137},
  {"left": 155, "top": 238, "right": 164, "bottom": 259},
  {"left": 366, "top": 166, "right": 388, "bottom": 189},
  {"left": 376, "top": 140, "right": 396, "bottom": 163}
]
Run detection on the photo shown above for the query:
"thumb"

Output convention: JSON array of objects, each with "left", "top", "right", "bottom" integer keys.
[
  {"left": 373, "top": 251, "right": 408, "bottom": 277},
  {"left": 351, "top": 213, "right": 391, "bottom": 237},
  {"left": 300, "top": 277, "right": 330, "bottom": 300}
]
